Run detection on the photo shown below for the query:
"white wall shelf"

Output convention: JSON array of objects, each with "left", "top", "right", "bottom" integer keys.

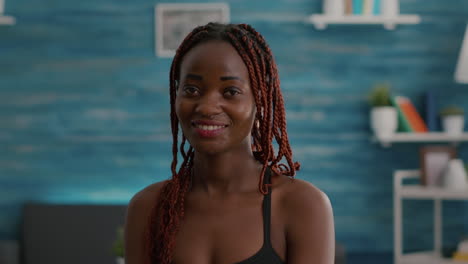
[
  {"left": 309, "top": 0, "right": 421, "bottom": 30},
  {"left": 372, "top": 132, "right": 468, "bottom": 147},
  {"left": 393, "top": 170, "right": 468, "bottom": 264},
  {"left": 0, "top": 15, "right": 15, "bottom": 25},
  {"left": 307, "top": 14, "right": 421, "bottom": 30}
]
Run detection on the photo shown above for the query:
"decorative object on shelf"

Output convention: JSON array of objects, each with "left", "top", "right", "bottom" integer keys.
[
  {"left": 0, "top": 0, "right": 15, "bottom": 25},
  {"left": 419, "top": 145, "right": 457, "bottom": 186},
  {"left": 308, "top": 0, "right": 420, "bottom": 30},
  {"left": 155, "top": 3, "right": 230, "bottom": 57},
  {"left": 453, "top": 237, "right": 468, "bottom": 262},
  {"left": 112, "top": 226, "right": 124, "bottom": 264},
  {"left": 368, "top": 83, "right": 397, "bottom": 140},
  {"left": 455, "top": 24, "right": 468, "bottom": 84},
  {"left": 439, "top": 105, "right": 465, "bottom": 135},
  {"left": 441, "top": 158, "right": 468, "bottom": 190}
]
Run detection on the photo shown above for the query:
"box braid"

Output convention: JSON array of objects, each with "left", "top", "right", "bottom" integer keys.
[{"left": 146, "top": 22, "right": 300, "bottom": 264}]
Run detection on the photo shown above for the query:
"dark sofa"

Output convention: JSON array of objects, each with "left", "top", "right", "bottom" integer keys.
[
  {"left": 22, "top": 203, "right": 127, "bottom": 264},
  {"left": 22, "top": 203, "right": 345, "bottom": 264}
]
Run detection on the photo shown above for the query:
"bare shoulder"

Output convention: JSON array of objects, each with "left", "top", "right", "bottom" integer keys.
[
  {"left": 124, "top": 180, "right": 168, "bottom": 264},
  {"left": 277, "top": 177, "right": 332, "bottom": 215},
  {"left": 272, "top": 174, "right": 335, "bottom": 264},
  {"left": 125, "top": 180, "right": 168, "bottom": 231},
  {"left": 128, "top": 180, "right": 168, "bottom": 212}
]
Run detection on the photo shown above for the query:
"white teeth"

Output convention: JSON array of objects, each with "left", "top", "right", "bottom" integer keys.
[{"left": 196, "top": 124, "right": 225, "bottom": 130}]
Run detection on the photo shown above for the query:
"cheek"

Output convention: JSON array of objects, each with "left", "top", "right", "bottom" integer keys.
[
  {"left": 175, "top": 97, "right": 190, "bottom": 124},
  {"left": 235, "top": 101, "right": 256, "bottom": 127}
]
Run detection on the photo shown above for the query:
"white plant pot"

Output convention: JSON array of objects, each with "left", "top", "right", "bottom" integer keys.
[
  {"left": 323, "top": 0, "right": 344, "bottom": 16},
  {"left": 116, "top": 257, "right": 125, "bottom": 264},
  {"left": 441, "top": 115, "right": 464, "bottom": 135},
  {"left": 370, "top": 106, "right": 398, "bottom": 140}
]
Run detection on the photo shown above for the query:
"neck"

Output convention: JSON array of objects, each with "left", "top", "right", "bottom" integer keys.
[{"left": 191, "top": 148, "right": 263, "bottom": 196}]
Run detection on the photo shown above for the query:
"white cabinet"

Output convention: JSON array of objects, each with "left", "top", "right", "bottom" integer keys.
[
  {"left": 393, "top": 170, "right": 468, "bottom": 264},
  {"left": 307, "top": 0, "right": 420, "bottom": 30}
]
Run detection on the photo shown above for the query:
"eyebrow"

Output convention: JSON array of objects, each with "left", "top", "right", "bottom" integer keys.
[
  {"left": 186, "top": 74, "right": 203, "bottom": 80},
  {"left": 220, "top": 76, "right": 243, "bottom": 82},
  {"left": 185, "top": 73, "right": 244, "bottom": 82}
]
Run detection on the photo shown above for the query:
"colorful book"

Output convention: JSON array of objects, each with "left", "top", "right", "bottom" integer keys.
[
  {"left": 373, "top": 0, "right": 381, "bottom": 15},
  {"left": 363, "top": 0, "right": 374, "bottom": 15},
  {"left": 395, "top": 96, "right": 429, "bottom": 133},
  {"left": 391, "top": 96, "right": 413, "bottom": 132},
  {"left": 353, "top": 0, "right": 363, "bottom": 14},
  {"left": 345, "top": 0, "right": 353, "bottom": 15}
]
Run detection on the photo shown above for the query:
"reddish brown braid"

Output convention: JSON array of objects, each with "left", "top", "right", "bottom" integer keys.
[{"left": 146, "top": 22, "right": 300, "bottom": 264}]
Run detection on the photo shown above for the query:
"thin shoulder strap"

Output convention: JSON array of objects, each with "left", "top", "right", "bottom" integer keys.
[{"left": 262, "top": 167, "right": 272, "bottom": 245}]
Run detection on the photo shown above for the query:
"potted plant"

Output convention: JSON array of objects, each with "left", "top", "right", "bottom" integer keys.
[
  {"left": 112, "top": 226, "right": 125, "bottom": 264},
  {"left": 368, "top": 83, "right": 397, "bottom": 140},
  {"left": 439, "top": 105, "right": 465, "bottom": 135}
]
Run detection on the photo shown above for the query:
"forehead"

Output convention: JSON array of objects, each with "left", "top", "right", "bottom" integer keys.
[{"left": 179, "top": 40, "right": 249, "bottom": 78}]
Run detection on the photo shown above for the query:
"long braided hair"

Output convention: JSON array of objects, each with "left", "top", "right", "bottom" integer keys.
[{"left": 146, "top": 22, "right": 300, "bottom": 264}]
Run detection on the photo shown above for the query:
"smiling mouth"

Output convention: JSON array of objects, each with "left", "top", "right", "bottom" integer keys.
[
  {"left": 191, "top": 121, "right": 228, "bottom": 138},
  {"left": 193, "top": 124, "right": 228, "bottom": 131}
]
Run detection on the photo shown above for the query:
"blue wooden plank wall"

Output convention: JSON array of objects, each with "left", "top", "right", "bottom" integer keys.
[{"left": 1, "top": 0, "right": 468, "bottom": 253}]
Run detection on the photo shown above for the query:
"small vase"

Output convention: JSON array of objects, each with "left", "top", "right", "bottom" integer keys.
[
  {"left": 442, "top": 115, "right": 465, "bottom": 135},
  {"left": 442, "top": 159, "right": 468, "bottom": 190},
  {"left": 116, "top": 257, "right": 125, "bottom": 264}
]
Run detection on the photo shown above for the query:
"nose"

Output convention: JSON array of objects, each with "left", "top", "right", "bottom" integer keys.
[{"left": 195, "top": 92, "right": 222, "bottom": 117}]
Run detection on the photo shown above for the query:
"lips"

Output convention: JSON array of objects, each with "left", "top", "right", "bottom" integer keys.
[{"left": 191, "top": 120, "right": 228, "bottom": 138}]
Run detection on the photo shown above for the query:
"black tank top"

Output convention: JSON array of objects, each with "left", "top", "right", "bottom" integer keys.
[{"left": 234, "top": 167, "right": 285, "bottom": 264}]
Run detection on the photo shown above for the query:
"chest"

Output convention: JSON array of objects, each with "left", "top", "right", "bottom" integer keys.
[{"left": 171, "top": 195, "right": 285, "bottom": 264}]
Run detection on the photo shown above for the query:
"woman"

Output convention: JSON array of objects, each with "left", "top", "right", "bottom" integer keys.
[{"left": 124, "top": 22, "right": 335, "bottom": 264}]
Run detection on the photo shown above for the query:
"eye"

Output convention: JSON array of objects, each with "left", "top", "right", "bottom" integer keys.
[
  {"left": 224, "top": 87, "right": 241, "bottom": 97},
  {"left": 182, "top": 86, "right": 200, "bottom": 96}
]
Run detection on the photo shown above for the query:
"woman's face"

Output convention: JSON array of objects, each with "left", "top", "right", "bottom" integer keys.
[{"left": 175, "top": 40, "right": 256, "bottom": 155}]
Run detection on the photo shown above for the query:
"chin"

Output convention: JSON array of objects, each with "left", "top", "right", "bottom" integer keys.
[{"left": 192, "top": 144, "right": 226, "bottom": 156}]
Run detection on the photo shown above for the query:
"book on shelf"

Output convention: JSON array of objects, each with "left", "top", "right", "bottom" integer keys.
[
  {"left": 423, "top": 89, "right": 438, "bottom": 131},
  {"left": 344, "top": 0, "right": 353, "bottom": 15},
  {"left": 391, "top": 96, "right": 413, "bottom": 132},
  {"left": 393, "top": 96, "right": 429, "bottom": 133},
  {"left": 339, "top": 0, "right": 381, "bottom": 16},
  {"left": 352, "top": 0, "right": 363, "bottom": 14},
  {"left": 363, "top": 0, "right": 374, "bottom": 15},
  {"left": 373, "top": 0, "right": 381, "bottom": 15}
]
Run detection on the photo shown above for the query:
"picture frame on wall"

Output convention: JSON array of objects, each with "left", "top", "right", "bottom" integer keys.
[
  {"left": 155, "top": 3, "right": 230, "bottom": 57},
  {"left": 419, "top": 145, "right": 457, "bottom": 186}
]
